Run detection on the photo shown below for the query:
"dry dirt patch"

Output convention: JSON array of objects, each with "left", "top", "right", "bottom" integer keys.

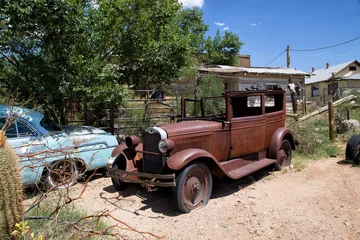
[{"left": 71, "top": 157, "right": 360, "bottom": 239}]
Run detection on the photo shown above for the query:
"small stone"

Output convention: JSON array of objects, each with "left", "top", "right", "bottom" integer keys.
[
  {"left": 344, "top": 221, "right": 349, "bottom": 226},
  {"left": 340, "top": 205, "right": 344, "bottom": 208},
  {"left": 270, "top": 226, "right": 275, "bottom": 230},
  {"left": 220, "top": 223, "right": 229, "bottom": 228}
]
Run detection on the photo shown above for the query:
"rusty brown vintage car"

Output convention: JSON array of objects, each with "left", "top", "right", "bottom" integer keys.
[{"left": 107, "top": 90, "right": 295, "bottom": 213}]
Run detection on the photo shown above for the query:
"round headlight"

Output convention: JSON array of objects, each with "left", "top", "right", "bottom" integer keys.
[
  {"left": 158, "top": 139, "right": 175, "bottom": 154},
  {"left": 125, "top": 136, "right": 140, "bottom": 148}
]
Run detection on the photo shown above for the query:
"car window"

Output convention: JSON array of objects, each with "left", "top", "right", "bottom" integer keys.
[
  {"left": 232, "top": 95, "right": 262, "bottom": 117},
  {"left": 265, "top": 94, "right": 283, "bottom": 114},
  {"left": 40, "top": 117, "right": 62, "bottom": 132},
  {"left": 0, "top": 118, "right": 18, "bottom": 138},
  {"left": 17, "top": 120, "right": 37, "bottom": 137}
]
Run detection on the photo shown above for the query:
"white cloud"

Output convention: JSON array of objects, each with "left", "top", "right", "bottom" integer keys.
[
  {"left": 223, "top": 27, "right": 229, "bottom": 31},
  {"left": 214, "top": 22, "right": 225, "bottom": 27},
  {"left": 178, "top": 0, "right": 204, "bottom": 8},
  {"left": 250, "top": 22, "right": 261, "bottom": 27}
]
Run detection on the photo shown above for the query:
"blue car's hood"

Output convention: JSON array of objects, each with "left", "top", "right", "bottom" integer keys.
[{"left": 61, "top": 125, "right": 109, "bottom": 135}]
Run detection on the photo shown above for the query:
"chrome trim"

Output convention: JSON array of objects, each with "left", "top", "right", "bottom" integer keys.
[
  {"left": 145, "top": 126, "right": 167, "bottom": 139},
  {"left": 108, "top": 168, "right": 176, "bottom": 187}
]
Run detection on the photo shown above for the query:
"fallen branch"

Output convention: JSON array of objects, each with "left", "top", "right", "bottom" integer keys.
[{"left": 297, "top": 95, "right": 357, "bottom": 122}]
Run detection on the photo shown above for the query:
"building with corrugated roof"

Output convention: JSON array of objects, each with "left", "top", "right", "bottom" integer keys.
[{"left": 305, "top": 60, "right": 360, "bottom": 104}]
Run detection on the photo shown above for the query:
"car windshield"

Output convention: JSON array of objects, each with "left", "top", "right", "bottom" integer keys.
[
  {"left": 40, "top": 117, "right": 62, "bottom": 132},
  {"left": 182, "top": 97, "right": 226, "bottom": 119}
]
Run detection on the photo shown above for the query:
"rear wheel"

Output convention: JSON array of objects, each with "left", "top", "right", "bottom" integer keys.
[
  {"left": 45, "top": 160, "right": 79, "bottom": 190},
  {"left": 346, "top": 135, "right": 360, "bottom": 165},
  {"left": 173, "top": 162, "right": 212, "bottom": 213},
  {"left": 275, "top": 139, "right": 292, "bottom": 170}
]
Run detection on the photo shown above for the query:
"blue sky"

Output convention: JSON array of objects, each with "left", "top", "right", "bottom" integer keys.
[{"left": 179, "top": 0, "right": 360, "bottom": 72}]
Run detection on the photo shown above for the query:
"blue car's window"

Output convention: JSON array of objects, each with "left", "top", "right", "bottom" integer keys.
[
  {"left": 0, "top": 118, "right": 18, "bottom": 138},
  {"left": 40, "top": 117, "right": 62, "bottom": 132},
  {"left": 17, "top": 121, "right": 37, "bottom": 137}
]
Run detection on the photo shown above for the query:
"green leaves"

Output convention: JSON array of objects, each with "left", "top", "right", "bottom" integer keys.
[
  {"left": 0, "top": 0, "right": 243, "bottom": 124},
  {"left": 204, "top": 29, "right": 244, "bottom": 66}
]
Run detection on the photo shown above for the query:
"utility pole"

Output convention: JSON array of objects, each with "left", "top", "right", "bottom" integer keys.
[
  {"left": 287, "top": 45, "right": 297, "bottom": 114},
  {"left": 287, "top": 46, "right": 290, "bottom": 68}
]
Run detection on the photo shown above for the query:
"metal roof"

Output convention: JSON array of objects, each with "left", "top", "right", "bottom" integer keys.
[
  {"left": 344, "top": 72, "right": 360, "bottom": 80},
  {"left": 305, "top": 60, "right": 358, "bottom": 84},
  {"left": 199, "top": 65, "right": 310, "bottom": 76}
]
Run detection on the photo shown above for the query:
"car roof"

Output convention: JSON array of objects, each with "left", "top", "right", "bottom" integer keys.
[
  {"left": 0, "top": 105, "right": 45, "bottom": 125},
  {"left": 225, "top": 89, "right": 285, "bottom": 97}
]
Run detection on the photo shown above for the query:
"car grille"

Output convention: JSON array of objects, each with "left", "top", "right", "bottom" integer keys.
[{"left": 143, "top": 131, "right": 163, "bottom": 173}]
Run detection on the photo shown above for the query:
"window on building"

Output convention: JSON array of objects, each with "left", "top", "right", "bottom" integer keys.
[
  {"left": 349, "top": 66, "right": 357, "bottom": 71},
  {"left": 311, "top": 84, "right": 319, "bottom": 97}
]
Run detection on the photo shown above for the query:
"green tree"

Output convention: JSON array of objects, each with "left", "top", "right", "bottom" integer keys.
[
  {"left": 204, "top": 29, "right": 243, "bottom": 66},
  {"left": 0, "top": 0, "right": 95, "bottom": 123},
  {"left": 0, "top": 0, "right": 198, "bottom": 124},
  {"left": 175, "top": 7, "right": 209, "bottom": 59}
]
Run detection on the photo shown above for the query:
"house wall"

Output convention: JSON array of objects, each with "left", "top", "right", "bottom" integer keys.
[
  {"left": 220, "top": 75, "right": 303, "bottom": 91},
  {"left": 335, "top": 62, "right": 360, "bottom": 78},
  {"left": 235, "top": 55, "right": 251, "bottom": 67},
  {"left": 306, "top": 62, "right": 360, "bottom": 103},
  {"left": 306, "top": 82, "right": 329, "bottom": 103}
]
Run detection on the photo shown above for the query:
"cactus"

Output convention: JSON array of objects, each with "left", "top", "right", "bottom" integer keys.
[{"left": 0, "top": 130, "right": 24, "bottom": 239}]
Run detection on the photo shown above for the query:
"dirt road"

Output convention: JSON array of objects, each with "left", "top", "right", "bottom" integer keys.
[{"left": 74, "top": 157, "right": 360, "bottom": 240}]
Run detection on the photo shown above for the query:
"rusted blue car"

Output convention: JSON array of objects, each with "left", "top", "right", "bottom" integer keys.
[{"left": 0, "top": 105, "right": 118, "bottom": 189}]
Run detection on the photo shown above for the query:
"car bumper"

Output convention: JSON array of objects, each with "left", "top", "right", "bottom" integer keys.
[{"left": 106, "top": 166, "right": 176, "bottom": 187}]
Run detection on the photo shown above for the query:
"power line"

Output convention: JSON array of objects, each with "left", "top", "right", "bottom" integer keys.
[
  {"left": 292, "top": 36, "right": 360, "bottom": 52},
  {"left": 264, "top": 49, "right": 286, "bottom": 67}
]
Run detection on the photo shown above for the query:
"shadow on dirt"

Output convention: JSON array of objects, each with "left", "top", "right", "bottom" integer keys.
[
  {"left": 337, "top": 159, "right": 360, "bottom": 167},
  {"left": 100, "top": 165, "right": 274, "bottom": 217}
]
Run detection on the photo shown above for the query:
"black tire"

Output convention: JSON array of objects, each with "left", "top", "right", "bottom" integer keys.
[
  {"left": 275, "top": 139, "right": 292, "bottom": 171},
  {"left": 173, "top": 162, "right": 212, "bottom": 214},
  {"left": 346, "top": 135, "right": 360, "bottom": 165},
  {"left": 45, "top": 160, "right": 79, "bottom": 190},
  {"left": 111, "top": 158, "right": 128, "bottom": 191}
]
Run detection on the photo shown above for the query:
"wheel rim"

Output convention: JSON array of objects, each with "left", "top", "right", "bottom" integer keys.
[
  {"left": 181, "top": 166, "right": 209, "bottom": 210},
  {"left": 48, "top": 160, "right": 78, "bottom": 189},
  {"left": 277, "top": 141, "right": 291, "bottom": 167}
]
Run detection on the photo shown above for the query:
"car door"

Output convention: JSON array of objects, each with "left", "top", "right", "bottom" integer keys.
[
  {"left": 264, "top": 92, "right": 286, "bottom": 148},
  {"left": 0, "top": 117, "right": 48, "bottom": 184},
  {"left": 229, "top": 93, "right": 266, "bottom": 159},
  {"left": 1, "top": 117, "right": 48, "bottom": 156}
]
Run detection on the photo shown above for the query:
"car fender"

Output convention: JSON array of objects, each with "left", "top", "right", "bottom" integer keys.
[
  {"left": 267, "top": 127, "right": 295, "bottom": 159},
  {"left": 111, "top": 143, "right": 143, "bottom": 160},
  {"left": 111, "top": 143, "right": 143, "bottom": 176},
  {"left": 167, "top": 148, "right": 219, "bottom": 171}
]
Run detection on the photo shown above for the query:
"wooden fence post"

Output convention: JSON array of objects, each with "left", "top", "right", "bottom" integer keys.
[{"left": 328, "top": 100, "right": 334, "bottom": 141}]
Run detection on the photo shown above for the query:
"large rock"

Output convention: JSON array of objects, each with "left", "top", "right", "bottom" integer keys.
[{"left": 339, "top": 120, "right": 360, "bottom": 134}]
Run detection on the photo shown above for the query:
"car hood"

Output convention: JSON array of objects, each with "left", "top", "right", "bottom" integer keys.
[
  {"left": 161, "top": 120, "right": 222, "bottom": 138},
  {"left": 61, "top": 125, "right": 108, "bottom": 136}
]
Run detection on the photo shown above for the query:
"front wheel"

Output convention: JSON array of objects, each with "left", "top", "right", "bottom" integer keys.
[
  {"left": 111, "top": 159, "right": 128, "bottom": 191},
  {"left": 346, "top": 135, "right": 360, "bottom": 165},
  {"left": 275, "top": 139, "right": 292, "bottom": 170},
  {"left": 173, "top": 162, "right": 212, "bottom": 213},
  {"left": 45, "top": 160, "right": 79, "bottom": 190}
]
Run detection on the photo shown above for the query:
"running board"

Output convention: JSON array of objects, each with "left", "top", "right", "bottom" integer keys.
[{"left": 221, "top": 158, "right": 277, "bottom": 179}]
